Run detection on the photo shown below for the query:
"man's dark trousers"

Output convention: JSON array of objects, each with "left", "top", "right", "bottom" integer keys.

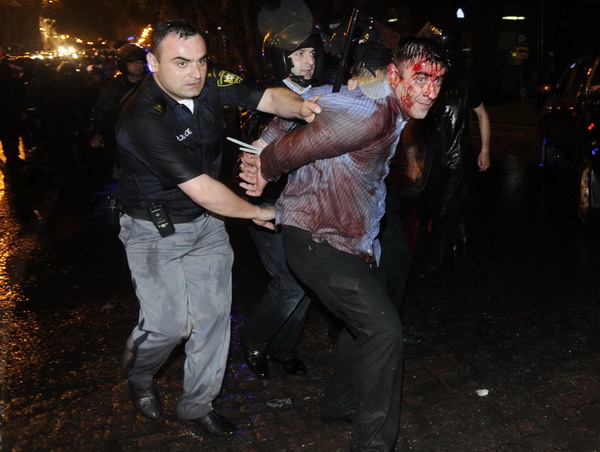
[{"left": 283, "top": 226, "right": 403, "bottom": 451}]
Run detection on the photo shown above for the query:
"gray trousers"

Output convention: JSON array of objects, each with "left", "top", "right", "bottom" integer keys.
[{"left": 119, "top": 213, "right": 233, "bottom": 420}]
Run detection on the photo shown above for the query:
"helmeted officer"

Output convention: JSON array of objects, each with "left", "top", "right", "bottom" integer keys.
[{"left": 240, "top": 26, "right": 326, "bottom": 379}]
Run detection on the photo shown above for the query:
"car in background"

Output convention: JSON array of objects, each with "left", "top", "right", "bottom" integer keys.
[{"left": 540, "top": 54, "right": 600, "bottom": 223}]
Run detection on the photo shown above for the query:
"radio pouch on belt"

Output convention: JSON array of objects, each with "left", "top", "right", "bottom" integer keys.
[{"left": 133, "top": 173, "right": 176, "bottom": 237}]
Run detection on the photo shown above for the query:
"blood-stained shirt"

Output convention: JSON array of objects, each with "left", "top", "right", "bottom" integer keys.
[{"left": 259, "top": 80, "right": 409, "bottom": 262}]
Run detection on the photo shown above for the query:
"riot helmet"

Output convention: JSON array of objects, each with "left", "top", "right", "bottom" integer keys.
[
  {"left": 117, "top": 43, "right": 148, "bottom": 74},
  {"left": 262, "top": 24, "right": 324, "bottom": 87},
  {"left": 87, "top": 64, "right": 106, "bottom": 77},
  {"left": 56, "top": 61, "right": 77, "bottom": 78}
]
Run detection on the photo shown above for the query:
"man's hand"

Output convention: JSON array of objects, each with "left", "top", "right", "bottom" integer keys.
[
  {"left": 298, "top": 97, "right": 322, "bottom": 123},
  {"left": 477, "top": 149, "right": 490, "bottom": 171},
  {"left": 239, "top": 153, "right": 269, "bottom": 197},
  {"left": 253, "top": 205, "right": 275, "bottom": 230},
  {"left": 90, "top": 133, "right": 105, "bottom": 149}
]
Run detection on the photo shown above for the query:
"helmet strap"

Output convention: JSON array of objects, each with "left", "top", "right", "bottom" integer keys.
[{"left": 289, "top": 74, "right": 311, "bottom": 88}]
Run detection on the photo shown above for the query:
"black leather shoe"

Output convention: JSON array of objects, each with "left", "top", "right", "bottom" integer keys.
[
  {"left": 403, "top": 331, "right": 424, "bottom": 346},
  {"left": 418, "top": 263, "right": 440, "bottom": 281},
  {"left": 454, "top": 221, "right": 468, "bottom": 247},
  {"left": 182, "top": 410, "right": 238, "bottom": 437},
  {"left": 321, "top": 410, "right": 354, "bottom": 425},
  {"left": 245, "top": 348, "right": 269, "bottom": 379},
  {"left": 128, "top": 382, "right": 163, "bottom": 421},
  {"left": 272, "top": 357, "right": 308, "bottom": 375}
]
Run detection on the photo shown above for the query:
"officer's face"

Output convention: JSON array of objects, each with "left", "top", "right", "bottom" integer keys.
[
  {"left": 148, "top": 33, "right": 208, "bottom": 101},
  {"left": 387, "top": 59, "right": 445, "bottom": 119},
  {"left": 126, "top": 60, "right": 146, "bottom": 77},
  {"left": 288, "top": 47, "right": 315, "bottom": 80}
]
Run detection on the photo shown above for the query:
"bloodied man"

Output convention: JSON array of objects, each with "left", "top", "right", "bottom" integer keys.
[{"left": 239, "top": 36, "right": 447, "bottom": 451}]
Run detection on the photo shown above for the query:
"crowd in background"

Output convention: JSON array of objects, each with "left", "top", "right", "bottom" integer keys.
[{"left": 0, "top": 50, "right": 246, "bottom": 182}]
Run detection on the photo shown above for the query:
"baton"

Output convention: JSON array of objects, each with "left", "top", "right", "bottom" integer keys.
[{"left": 332, "top": 8, "right": 360, "bottom": 93}]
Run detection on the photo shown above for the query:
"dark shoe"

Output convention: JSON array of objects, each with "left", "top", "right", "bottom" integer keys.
[
  {"left": 454, "top": 220, "right": 468, "bottom": 247},
  {"left": 182, "top": 410, "right": 238, "bottom": 437},
  {"left": 403, "top": 331, "right": 424, "bottom": 346},
  {"left": 321, "top": 410, "right": 354, "bottom": 425},
  {"left": 417, "top": 221, "right": 430, "bottom": 233},
  {"left": 418, "top": 263, "right": 440, "bottom": 281},
  {"left": 272, "top": 357, "right": 308, "bottom": 375},
  {"left": 128, "top": 382, "right": 163, "bottom": 420},
  {"left": 245, "top": 348, "right": 269, "bottom": 379}
]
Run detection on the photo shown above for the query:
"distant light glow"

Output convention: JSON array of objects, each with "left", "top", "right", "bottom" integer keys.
[
  {"left": 502, "top": 16, "right": 525, "bottom": 20},
  {"left": 388, "top": 18, "right": 398, "bottom": 23},
  {"left": 137, "top": 25, "right": 152, "bottom": 45},
  {"left": 456, "top": 8, "right": 465, "bottom": 19}
]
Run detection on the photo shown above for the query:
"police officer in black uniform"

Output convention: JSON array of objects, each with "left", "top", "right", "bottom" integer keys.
[
  {"left": 115, "top": 19, "right": 319, "bottom": 438},
  {"left": 89, "top": 43, "right": 149, "bottom": 180}
]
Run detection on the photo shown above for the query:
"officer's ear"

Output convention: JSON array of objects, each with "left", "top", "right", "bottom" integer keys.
[{"left": 147, "top": 53, "right": 158, "bottom": 73}]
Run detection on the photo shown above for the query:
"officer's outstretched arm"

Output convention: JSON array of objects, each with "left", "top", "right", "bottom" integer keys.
[
  {"left": 179, "top": 175, "right": 275, "bottom": 229},
  {"left": 257, "top": 87, "right": 321, "bottom": 123}
]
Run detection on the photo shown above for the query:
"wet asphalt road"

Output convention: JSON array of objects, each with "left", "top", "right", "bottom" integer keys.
[{"left": 1, "top": 124, "right": 600, "bottom": 451}]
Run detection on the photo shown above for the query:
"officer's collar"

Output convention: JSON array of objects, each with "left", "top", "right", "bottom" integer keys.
[{"left": 147, "top": 74, "right": 207, "bottom": 113}]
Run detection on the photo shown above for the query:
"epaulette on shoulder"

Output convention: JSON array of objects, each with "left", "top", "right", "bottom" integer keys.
[{"left": 151, "top": 101, "right": 166, "bottom": 115}]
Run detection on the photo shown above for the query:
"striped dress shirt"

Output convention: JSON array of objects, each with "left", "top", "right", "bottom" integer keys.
[{"left": 260, "top": 80, "right": 409, "bottom": 263}]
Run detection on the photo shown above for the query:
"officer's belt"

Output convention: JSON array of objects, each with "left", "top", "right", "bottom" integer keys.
[{"left": 124, "top": 207, "right": 206, "bottom": 224}]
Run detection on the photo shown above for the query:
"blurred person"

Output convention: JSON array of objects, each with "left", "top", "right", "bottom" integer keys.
[
  {"left": 85, "top": 64, "right": 107, "bottom": 102},
  {"left": 240, "top": 26, "right": 325, "bottom": 380},
  {"left": 20, "top": 59, "right": 45, "bottom": 153},
  {"left": 417, "top": 27, "right": 491, "bottom": 280},
  {"left": 37, "top": 60, "right": 93, "bottom": 173},
  {"left": 89, "top": 43, "right": 148, "bottom": 181},
  {"left": 0, "top": 61, "right": 26, "bottom": 169},
  {"left": 239, "top": 36, "right": 448, "bottom": 451},
  {"left": 115, "top": 18, "right": 320, "bottom": 437}
]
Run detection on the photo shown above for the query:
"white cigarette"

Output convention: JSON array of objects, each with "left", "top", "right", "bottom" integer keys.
[
  {"left": 239, "top": 147, "right": 261, "bottom": 155},
  {"left": 226, "top": 136, "right": 262, "bottom": 152}
]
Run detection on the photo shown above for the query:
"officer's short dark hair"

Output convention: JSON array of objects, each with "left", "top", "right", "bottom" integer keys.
[
  {"left": 351, "top": 41, "right": 392, "bottom": 77},
  {"left": 151, "top": 19, "right": 200, "bottom": 59}
]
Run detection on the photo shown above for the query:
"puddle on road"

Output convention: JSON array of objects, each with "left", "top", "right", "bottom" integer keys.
[{"left": 0, "top": 140, "right": 62, "bottom": 438}]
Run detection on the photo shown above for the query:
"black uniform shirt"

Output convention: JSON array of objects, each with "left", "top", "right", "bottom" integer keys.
[{"left": 116, "top": 70, "right": 265, "bottom": 219}]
